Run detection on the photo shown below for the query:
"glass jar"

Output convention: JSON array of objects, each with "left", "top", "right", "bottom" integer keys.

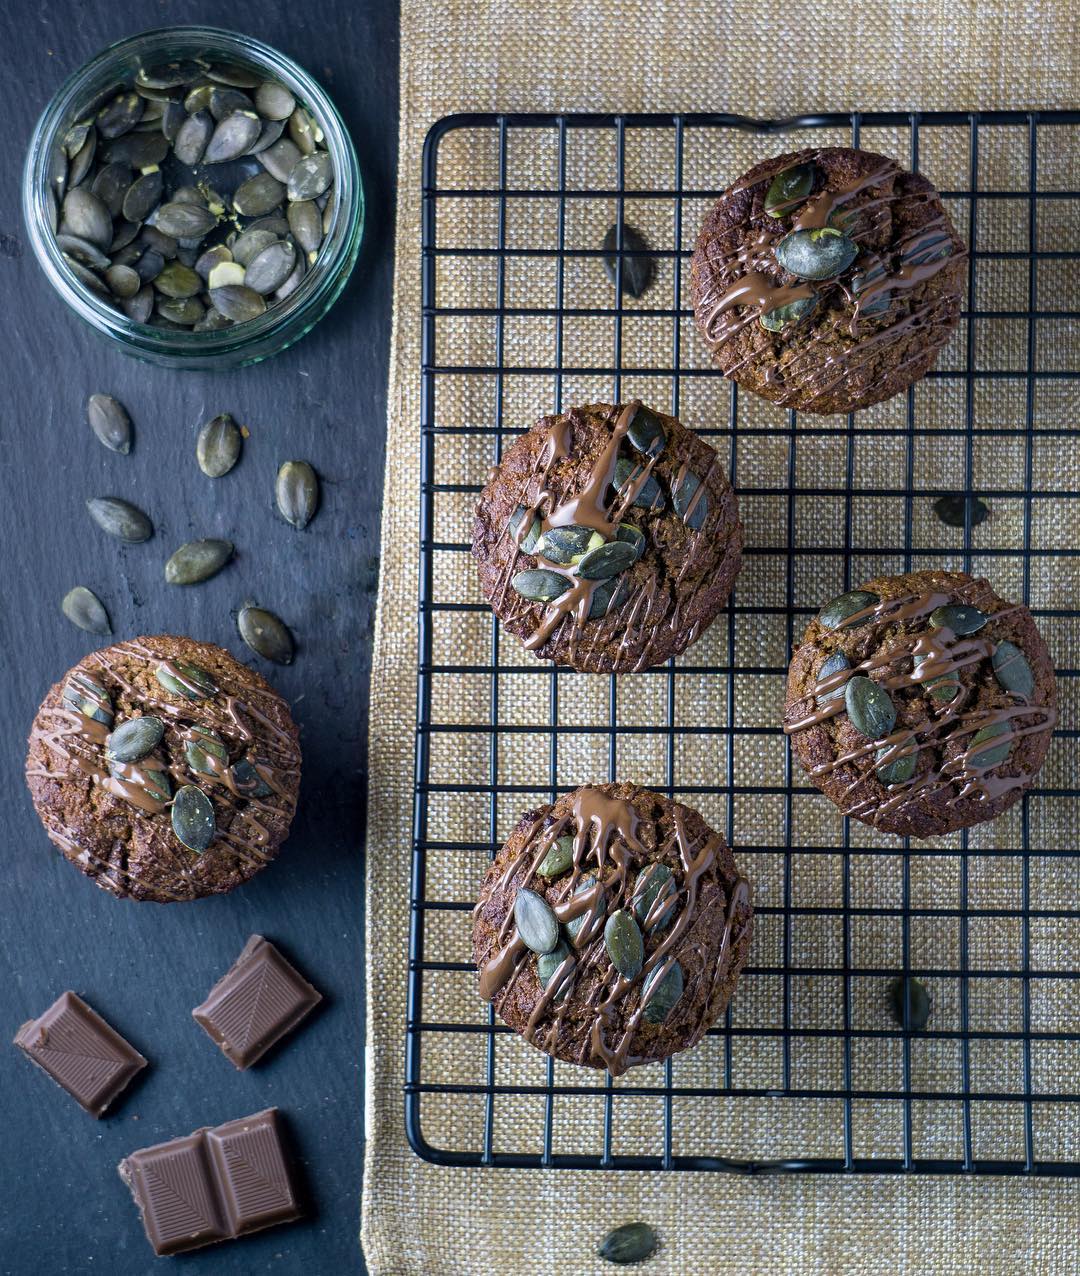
[{"left": 22, "top": 25, "right": 363, "bottom": 369}]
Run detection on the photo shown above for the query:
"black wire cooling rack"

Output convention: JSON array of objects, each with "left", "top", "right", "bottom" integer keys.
[{"left": 408, "top": 111, "right": 1080, "bottom": 1176}]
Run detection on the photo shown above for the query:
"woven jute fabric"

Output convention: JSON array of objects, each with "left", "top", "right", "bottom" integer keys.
[{"left": 363, "top": 4, "right": 1079, "bottom": 1271}]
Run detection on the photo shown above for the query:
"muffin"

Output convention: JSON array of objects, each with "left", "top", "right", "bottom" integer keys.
[
  {"left": 472, "top": 401, "right": 743, "bottom": 672},
  {"left": 784, "top": 571, "right": 1057, "bottom": 837},
  {"left": 25, "top": 635, "right": 301, "bottom": 902},
  {"left": 690, "top": 146, "right": 966, "bottom": 414},
  {"left": 472, "top": 783, "right": 753, "bottom": 1075}
]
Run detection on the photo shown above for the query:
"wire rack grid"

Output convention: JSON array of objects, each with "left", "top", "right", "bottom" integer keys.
[{"left": 408, "top": 110, "right": 1080, "bottom": 1176}]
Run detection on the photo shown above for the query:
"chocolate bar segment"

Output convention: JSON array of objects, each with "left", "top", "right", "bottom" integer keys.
[
  {"left": 192, "top": 935, "right": 322, "bottom": 1069},
  {"left": 13, "top": 991, "right": 146, "bottom": 1117},
  {"left": 120, "top": 1108, "right": 300, "bottom": 1256}
]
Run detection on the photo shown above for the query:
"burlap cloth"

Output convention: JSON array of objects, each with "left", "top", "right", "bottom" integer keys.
[{"left": 362, "top": 4, "right": 1078, "bottom": 1271}]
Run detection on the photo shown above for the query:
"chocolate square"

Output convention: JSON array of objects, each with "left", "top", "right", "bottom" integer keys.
[
  {"left": 13, "top": 991, "right": 147, "bottom": 1117},
  {"left": 192, "top": 935, "right": 322, "bottom": 1069},
  {"left": 206, "top": 1110, "right": 301, "bottom": 1235}
]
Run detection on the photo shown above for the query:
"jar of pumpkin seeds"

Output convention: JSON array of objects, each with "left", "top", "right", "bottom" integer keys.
[{"left": 23, "top": 26, "right": 363, "bottom": 369}]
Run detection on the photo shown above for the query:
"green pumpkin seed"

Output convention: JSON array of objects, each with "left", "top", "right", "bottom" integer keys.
[
  {"left": 259, "top": 137, "right": 304, "bottom": 183},
  {"left": 818, "top": 589, "right": 879, "bottom": 630},
  {"left": 63, "top": 256, "right": 109, "bottom": 296},
  {"left": 577, "top": 539, "right": 638, "bottom": 581},
  {"left": 206, "top": 62, "right": 262, "bottom": 88},
  {"left": 534, "top": 524, "right": 601, "bottom": 564},
  {"left": 105, "top": 264, "right": 142, "bottom": 299},
  {"left": 153, "top": 260, "right": 202, "bottom": 298},
  {"left": 613, "top": 455, "right": 664, "bottom": 511},
  {"left": 121, "top": 169, "right": 163, "bottom": 222},
  {"left": 912, "top": 652, "right": 961, "bottom": 703},
  {"left": 287, "top": 152, "right": 333, "bottom": 202},
  {"left": 90, "top": 162, "right": 132, "bottom": 218},
  {"left": 112, "top": 760, "right": 171, "bottom": 806},
  {"left": 63, "top": 120, "right": 93, "bottom": 159},
  {"left": 233, "top": 172, "right": 286, "bottom": 218},
  {"left": 210, "top": 284, "right": 266, "bottom": 323},
  {"left": 195, "top": 244, "right": 233, "bottom": 280},
  {"left": 62, "top": 673, "right": 113, "bottom": 726},
  {"left": 615, "top": 522, "right": 645, "bottom": 562},
  {"left": 254, "top": 81, "right": 296, "bottom": 120},
  {"left": 238, "top": 604, "right": 295, "bottom": 664},
  {"left": 929, "top": 604, "right": 988, "bottom": 635},
  {"left": 134, "top": 247, "right": 165, "bottom": 285},
  {"left": 508, "top": 506, "right": 541, "bottom": 553},
  {"left": 173, "top": 108, "right": 212, "bottom": 165},
  {"left": 902, "top": 231, "right": 952, "bottom": 266},
  {"left": 288, "top": 106, "right": 320, "bottom": 155},
  {"left": 288, "top": 200, "right": 323, "bottom": 260},
  {"left": 775, "top": 227, "right": 858, "bottom": 280},
  {"left": 56, "top": 233, "right": 111, "bottom": 269},
  {"left": 106, "top": 715, "right": 165, "bottom": 763},
  {"left": 536, "top": 941, "right": 572, "bottom": 1001},
  {"left": 514, "top": 888, "right": 559, "bottom": 954},
  {"left": 135, "top": 60, "right": 203, "bottom": 90},
  {"left": 171, "top": 785, "right": 216, "bottom": 852},
  {"left": 850, "top": 260, "right": 891, "bottom": 316},
  {"left": 96, "top": 91, "right": 143, "bottom": 139},
  {"left": 165, "top": 538, "right": 234, "bottom": 585},
  {"left": 889, "top": 976, "right": 931, "bottom": 1032},
  {"left": 624, "top": 402, "right": 666, "bottom": 456},
  {"left": 875, "top": 743, "right": 917, "bottom": 785},
  {"left": 968, "top": 721, "right": 1012, "bottom": 768},
  {"left": 587, "top": 575, "right": 629, "bottom": 620},
  {"left": 567, "top": 874, "right": 604, "bottom": 943},
  {"left": 598, "top": 1222, "right": 657, "bottom": 1266},
  {"left": 992, "top": 641, "right": 1035, "bottom": 699},
  {"left": 245, "top": 240, "right": 296, "bottom": 295},
  {"left": 207, "top": 261, "right": 246, "bottom": 290},
  {"left": 87, "top": 394, "right": 132, "bottom": 454},
  {"left": 933, "top": 494, "right": 989, "bottom": 528},
  {"left": 764, "top": 162, "right": 815, "bottom": 217},
  {"left": 184, "top": 726, "right": 229, "bottom": 776},
  {"left": 85, "top": 496, "right": 152, "bottom": 543},
  {"left": 104, "top": 131, "right": 169, "bottom": 169},
  {"left": 642, "top": 959, "right": 683, "bottom": 1023},
  {"left": 196, "top": 413, "right": 242, "bottom": 478},
  {"left": 815, "top": 651, "right": 850, "bottom": 705},
  {"left": 122, "top": 285, "right": 154, "bottom": 323},
  {"left": 631, "top": 862, "right": 675, "bottom": 931},
  {"left": 154, "top": 194, "right": 219, "bottom": 236},
  {"left": 511, "top": 568, "right": 571, "bottom": 602},
  {"left": 204, "top": 110, "right": 261, "bottom": 163},
  {"left": 537, "top": 835, "right": 574, "bottom": 878},
  {"left": 604, "top": 909, "right": 644, "bottom": 980},
  {"left": 601, "top": 223, "right": 654, "bottom": 298},
  {"left": 759, "top": 295, "right": 817, "bottom": 333},
  {"left": 156, "top": 295, "right": 205, "bottom": 326},
  {"left": 61, "top": 187, "right": 112, "bottom": 250},
  {"left": 231, "top": 756, "right": 273, "bottom": 798},
  {"left": 671, "top": 471, "right": 708, "bottom": 531},
  {"left": 61, "top": 586, "right": 111, "bottom": 636},
  {"left": 208, "top": 86, "right": 253, "bottom": 121},
  {"left": 155, "top": 659, "right": 218, "bottom": 700},
  {"left": 845, "top": 676, "right": 896, "bottom": 739},
  {"left": 275, "top": 460, "right": 320, "bottom": 529}
]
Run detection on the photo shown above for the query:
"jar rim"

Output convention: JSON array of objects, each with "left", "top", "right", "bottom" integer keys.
[{"left": 23, "top": 24, "right": 363, "bottom": 362}]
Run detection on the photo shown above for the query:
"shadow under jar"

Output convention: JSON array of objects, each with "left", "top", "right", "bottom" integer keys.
[{"left": 23, "top": 25, "right": 363, "bottom": 369}]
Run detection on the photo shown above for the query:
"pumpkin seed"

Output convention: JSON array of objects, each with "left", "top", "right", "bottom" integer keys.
[
  {"left": 671, "top": 471, "right": 708, "bottom": 531},
  {"left": 68, "top": 131, "right": 97, "bottom": 189},
  {"left": 61, "top": 585, "right": 111, "bottom": 635},
  {"left": 567, "top": 874, "right": 604, "bottom": 943},
  {"left": 601, "top": 223, "right": 654, "bottom": 298},
  {"left": 604, "top": 909, "right": 644, "bottom": 980},
  {"left": 287, "top": 152, "right": 333, "bottom": 202},
  {"left": 508, "top": 506, "right": 541, "bottom": 553},
  {"left": 929, "top": 604, "right": 988, "bottom": 635},
  {"left": 245, "top": 240, "right": 296, "bottom": 295},
  {"left": 63, "top": 256, "right": 109, "bottom": 296},
  {"left": 63, "top": 120, "right": 93, "bottom": 159},
  {"left": 231, "top": 756, "right": 273, "bottom": 798},
  {"left": 105, "top": 131, "right": 169, "bottom": 169},
  {"left": 275, "top": 460, "right": 320, "bottom": 529},
  {"left": 615, "top": 522, "right": 645, "bottom": 561},
  {"left": 206, "top": 62, "right": 262, "bottom": 88},
  {"left": 537, "top": 835, "right": 574, "bottom": 877},
  {"left": 62, "top": 673, "right": 113, "bottom": 725},
  {"left": 577, "top": 539, "right": 638, "bottom": 580},
  {"left": 902, "top": 231, "right": 952, "bottom": 266},
  {"left": 233, "top": 172, "right": 286, "bottom": 217},
  {"left": 173, "top": 108, "right": 213, "bottom": 165},
  {"left": 850, "top": 260, "right": 891, "bottom": 316},
  {"left": 112, "top": 760, "right": 171, "bottom": 806},
  {"left": 514, "top": 888, "right": 559, "bottom": 954},
  {"left": 288, "top": 200, "right": 323, "bottom": 260},
  {"left": 968, "top": 720, "right": 1012, "bottom": 768},
  {"left": 121, "top": 169, "right": 163, "bottom": 222},
  {"left": 760, "top": 295, "right": 817, "bottom": 333},
  {"left": 875, "top": 743, "right": 917, "bottom": 785},
  {"left": 171, "top": 785, "right": 216, "bottom": 852},
  {"left": 208, "top": 86, "right": 253, "bottom": 121},
  {"left": 134, "top": 247, "right": 166, "bottom": 285},
  {"left": 642, "top": 959, "right": 683, "bottom": 1023},
  {"left": 818, "top": 589, "right": 879, "bottom": 630},
  {"left": 775, "top": 227, "right": 858, "bottom": 280},
  {"left": 534, "top": 524, "right": 601, "bottom": 565},
  {"left": 155, "top": 659, "right": 218, "bottom": 700},
  {"left": 85, "top": 496, "right": 152, "bottom": 543},
  {"left": 194, "top": 307, "right": 232, "bottom": 332},
  {"left": 106, "top": 715, "right": 165, "bottom": 763},
  {"left": 61, "top": 187, "right": 112, "bottom": 250},
  {"left": 153, "top": 260, "right": 202, "bottom": 298},
  {"left": 613, "top": 455, "right": 663, "bottom": 511},
  {"left": 511, "top": 568, "right": 570, "bottom": 602},
  {"left": 165, "top": 538, "right": 234, "bottom": 585},
  {"left": 933, "top": 494, "right": 989, "bottom": 528},
  {"left": 992, "top": 641, "right": 1035, "bottom": 699},
  {"left": 255, "top": 81, "right": 296, "bottom": 120},
  {"left": 598, "top": 1222, "right": 657, "bottom": 1266},
  {"left": 231, "top": 227, "right": 279, "bottom": 267},
  {"left": 195, "top": 244, "right": 232, "bottom": 280},
  {"left": 47, "top": 141, "right": 68, "bottom": 199},
  {"left": 156, "top": 295, "right": 204, "bottom": 325},
  {"left": 184, "top": 725, "right": 229, "bottom": 776},
  {"left": 815, "top": 651, "right": 850, "bottom": 705},
  {"left": 631, "top": 862, "right": 675, "bottom": 931},
  {"left": 204, "top": 110, "right": 261, "bottom": 162},
  {"left": 96, "top": 91, "right": 143, "bottom": 139},
  {"left": 196, "top": 412, "right": 242, "bottom": 477},
  {"left": 889, "top": 976, "right": 931, "bottom": 1032},
  {"left": 536, "top": 941, "right": 572, "bottom": 1001},
  {"left": 55, "top": 233, "right": 111, "bottom": 270},
  {"left": 238, "top": 604, "right": 295, "bottom": 664},
  {"left": 105, "top": 264, "right": 142, "bottom": 298},
  {"left": 91, "top": 163, "right": 134, "bottom": 218},
  {"left": 135, "top": 60, "right": 203, "bottom": 90},
  {"left": 288, "top": 106, "right": 319, "bottom": 155},
  {"left": 110, "top": 223, "right": 142, "bottom": 254},
  {"left": 275, "top": 250, "right": 307, "bottom": 304},
  {"left": 87, "top": 394, "right": 132, "bottom": 454},
  {"left": 122, "top": 285, "right": 154, "bottom": 323},
  {"left": 161, "top": 99, "right": 186, "bottom": 143},
  {"left": 209, "top": 284, "right": 266, "bottom": 322},
  {"left": 208, "top": 261, "right": 246, "bottom": 289},
  {"left": 912, "top": 652, "right": 961, "bottom": 703},
  {"left": 588, "top": 575, "right": 628, "bottom": 621},
  {"left": 624, "top": 402, "right": 666, "bottom": 456},
  {"left": 259, "top": 137, "right": 304, "bottom": 182},
  {"left": 764, "top": 162, "right": 815, "bottom": 217},
  {"left": 154, "top": 201, "right": 218, "bottom": 240},
  {"left": 845, "top": 676, "right": 896, "bottom": 739}
]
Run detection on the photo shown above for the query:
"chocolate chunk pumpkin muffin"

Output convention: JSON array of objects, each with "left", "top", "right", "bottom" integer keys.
[
  {"left": 472, "top": 401, "right": 742, "bottom": 673},
  {"left": 25, "top": 636, "right": 301, "bottom": 902},
  {"left": 472, "top": 783, "right": 753, "bottom": 1075},
  {"left": 691, "top": 147, "right": 966, "bottom": 414},
  {"left": 784, "top": 571, "right": 1057, "bottom": 837}
]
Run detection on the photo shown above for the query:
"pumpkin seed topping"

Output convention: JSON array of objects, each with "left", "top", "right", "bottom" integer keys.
[
  {"left": 171, "top": 784, "right": 216, "bottom": 852},
  {"left": 845, "top": 676, "right": 897, "bottom": 739},
  {"left": 514, "top": 888, "right": 559, "bottom": 954},
  {"left": 992, "top": 641, "right": 1035, "bottom": 699},
  {"left": 604, "top": 909, "right": 644, "bottom": 980}
]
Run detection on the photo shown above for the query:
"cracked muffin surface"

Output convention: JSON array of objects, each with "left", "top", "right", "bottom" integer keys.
[
  {"left": 471, "top": 401, "right": 742, "bottom": 673},
  {"left": 472, "top": 783, "right": 753, "bottom": 1074},
  {"left": 784, "top": 570, "right": 1057, "bottom": 837},
  {"left": 25, "top": 635, "right": 301, "bottom": 902},
  {"left": 691, "top": 146, "right": 966, "bottom": 415}
]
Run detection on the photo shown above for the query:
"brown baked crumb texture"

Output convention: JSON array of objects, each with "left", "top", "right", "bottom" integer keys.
[
  {"left": 690, "top": 146, "right": 966, "bottom": 415},
  {"left": 25, "top": 635, "right": 301, "bottom": 903},
  {"left": 784, "top": 570, "right": 1057, "bottom": 838},
  {"left": 471, "top": 783, "right": 753, "bottom": 1072},
  {"left": 471, "top": 403, "right": 743, "bottom": 673}
]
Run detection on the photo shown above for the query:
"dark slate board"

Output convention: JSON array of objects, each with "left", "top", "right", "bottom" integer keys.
[{"left": 0, "top": 3, "right": 397, "bottom": 1272}]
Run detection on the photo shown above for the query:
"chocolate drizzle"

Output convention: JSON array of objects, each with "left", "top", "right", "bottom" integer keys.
[{"left": 476, "top": 787, "right": 752, "bottom": 1076}]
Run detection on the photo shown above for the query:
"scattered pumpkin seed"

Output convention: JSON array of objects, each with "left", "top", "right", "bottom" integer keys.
[
  {"left": 155, "top": 659, "right": 218, "bottom": 700},
  {"left": 106, "top": 715, "right": 165, "bottom": 763},
  {"left": 933, "top": 494, "right": 989, "bottom": 528},
  {"left": 598, "top": 1222, "right": 658, "bottom": 1266},
  {"left": 601, "top": 223, "right": 654, "bottom": 298},
  {"left": 969, "top": 721, "right": 1012, "bottom": 768},
  {"left": 913, "top": 652, "right": 961, "bottom": 703},
  {"left": 87, "top": 393, "right": 132, "bottom": 454},
  {"left": 165, "top": 538, "right": 234, "bottom": 585},
  {"left": 760, "top": 295, "right": 817, "bottom": 333},
  {"left": 889, "top": 976, "right": 931, "bottom": 1031},
  {"left": 613, "top": 455, "right": 663, "bottom": 511},
  {"left": 536, "top": 941, "right": 572, "bottom": 1001},
  {"left": 929, "top": 604, "right": 987, "bottom": 635},
  {"left": 112, "top": 760, "right": 171, "bottom": 806},
  {"left": 567, "top": 874, "right": 604, "bottom": 943},
  {"left": 153, "top": 200, "right": 218, "bottom": 240},
  {"left": 815, "top": 651, "right": 850, "bottom": 705},
  {"left": 631, "top": 862, "right": 675, "bottom": 931},
  {"left": 275, "top": 460, "right": 320, "bottom": 529},
  {"left": 511, "top": 568, "right": 571, "bottom": 602},
  {"left": 287, "top": 152, "right": 333, "bottom": 202},
  {"left": 577, "top": 539, "right": 638, "bottom": 580},
  {"left": 534, "top": 524, "right": 601, "bottom": 565},
  {"left": 231, "top": 756, "right": 273, "bottom": 798},
  {"left": 61, "top": 585, "right": 111, "bottom": 635},
  {"left": 196, "top": 412, "right": 242, "bottom": 477},
  {"left": 184, "top": 725, "right": 229, "bottom": 776},
  {"left": 508, "top": 506, "right": 541, "bottom": 553},
  {"left": 671, "top": 470, "right": 708, "bottom": 530},
  {"left": 85, "top": 496, "right": 152, "bottom": 543},
  {"left": 624, "top": 402, "right": 666, "bottom": 456},
  {"left": 775, "top": 227, "right": 858, "bottom": 280},
  {"left": 514, "top": 888, "right": 559, "bottom": 954},
  {"left": 845, "top": 676, "right": 896, "bottom": 739},
  {"left": 992, "top": 641, "right": 1035, "bottom": 699},
  {"left": 875, "top": 743, "right": 917, "bottom": 785},
  {"left": 238, "top": 603, "right": 295, "bottom": 664},
  {"left": 62, "top": 672, "right": 113, "bottom": 725},
  {"left": 171, "top": 784, "right": 216, "bottom": 852},
  {"left": 818, "top": 589, "right": 879, "bottom": 630},
  {"left": 537, "top": 835, "right": 574, "bottom": 877},
  {"left": 615, "top": 522, "right": 645, "bottom": 561},
  {"left": 850, "top": 260, "right": 891, "bottom": 316},
  {"left": 121, "top": 170, "right": 162, "bottom": 223},
  {"left": 642, "top": 959, "right": 683, "bottom": 1023},
  {"left": 604, "top": 909, "right": 644, "bottom": 980},
  {"left": 588, "top": 575, "right": 628, "bottom": 621},
  {"left": 764, "top": 163, "right": 815, "bottom": 217}
]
